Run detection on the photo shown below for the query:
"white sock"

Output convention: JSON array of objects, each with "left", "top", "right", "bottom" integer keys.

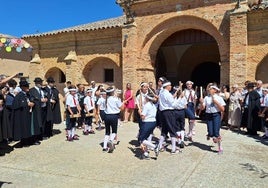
[
  {"left": 84, "top": 124, "right": 88, "bottom": 132},
  {"left": 144, "top": 151, "right": 149, "bottom": 156},
  {"left": 71, "top": 128, "right": 75, "bottom": 137},
  {"left": 189, "top": 121, "right": 194, "bottom": 136},
  {"left": 181, "top": 130, "right": 185, "bottom": 142},
  {"left": 147, "top": 134, "right": 153, "bottom": 142},
  {"left": 171, "top": 137, "right": 177, "bottom": 152},
  {"left": 67, "top": 130, "right": 72, "bottom": 137},
  {"left": 142, "top": 140, "right": 156, "bottom": 150},
  {"left": 110, "top": 133, "right": 116, "bottom": 141},
  {"left": 158, "top": 135, "right": 165, "bottom": 148},
  {"left": 103, "top": 135, "right": 109, "bottom": 149},
  {"left": 176, "top": 131, "right": 181, "bottom": 144},
  {"left": 88, "top": 126, "right": 92, "bottom": 131}
]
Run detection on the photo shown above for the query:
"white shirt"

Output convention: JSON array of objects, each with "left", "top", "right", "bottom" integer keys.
[
  {"left": 97, "top": 97, "right": 106, "bottom": 111},
  {"left": 204, "top": 94, "right": 226, "bottom": 113},
  {"left": 84, "top": 96, "right": 95, "bottom": 112},
  {"left": 172, "top": 97, "right": 187, "bottom": 110},
  {"left": 66, "top": 94, "right": 78, "bottom": 108},
  {"left": 135, "top": 92, "right": 147, "bottom": 110},
  {"left": 264, "top": 94, "right": 268, "bottom": 107},
  {"left": 104, "top": 96, "right": 122, "bottom": 114},
  {"left": 91, "top": 87, "right": 98, "bottom": 102},
  {"left": 184, "top": 89, "right": 197, "bottom": 103},
  {"left": 35, "top": 86, "right": 46, "bottom": 107},
  {"left": 141, "top": 102, "right": 157, "bottom": 122},
  {"left": 159, "top": 89, "right": 175, "bottom": 111}
]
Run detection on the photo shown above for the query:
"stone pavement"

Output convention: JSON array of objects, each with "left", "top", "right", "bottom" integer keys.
[{"left": 0, "top": 120, "right": 268, "bottom": 188}]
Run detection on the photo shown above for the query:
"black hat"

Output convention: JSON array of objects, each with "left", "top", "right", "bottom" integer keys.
[
  {"left": 33, "top": 77, "right": 43, "bottom": 83},
  {"left": 46, "top": 77, "right": 55, "bottom": 83},
  {"left": 247, "top": 82, "right": 255, "bottom": 88},
  {"left": 19, "top": 80, "right": 29, "bottom": 88}
]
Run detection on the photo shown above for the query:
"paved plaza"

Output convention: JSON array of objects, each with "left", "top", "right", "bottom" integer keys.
[{"left": 0, "top": 120, "right": 268, "bottom": 188}]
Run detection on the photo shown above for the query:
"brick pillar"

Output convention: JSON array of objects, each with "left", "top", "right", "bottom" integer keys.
[
  {"left": 229, "top": 6, "right": 248, "bottom": 87},
  {"left": 122, "top": 24, "right": 140, "bottom": 92}
]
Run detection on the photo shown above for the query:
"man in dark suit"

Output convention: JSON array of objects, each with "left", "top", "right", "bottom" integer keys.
[
  {"left": 29, "top": 77, "right": 47, "bottom": 145},
  {"left": 43, "top": 77, "right": 62, "bottom": 138}
]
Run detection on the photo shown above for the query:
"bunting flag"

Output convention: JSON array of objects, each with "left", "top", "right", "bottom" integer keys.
[{"left": 0, "top": 37, "right": 32, "bottom": 53}]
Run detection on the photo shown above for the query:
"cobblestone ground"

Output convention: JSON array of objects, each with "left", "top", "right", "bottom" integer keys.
[{"left": 0, "top": 120, "right": 268, "bottom": 188}]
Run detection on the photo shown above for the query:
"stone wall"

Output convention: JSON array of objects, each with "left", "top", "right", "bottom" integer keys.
[{"left": 247, "top": 10, "right": 268, "bottom": 83}]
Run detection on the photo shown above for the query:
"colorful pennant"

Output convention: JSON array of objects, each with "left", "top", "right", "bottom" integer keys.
[{"left": 0, "top": 37, "right": 32, "bottom": 53}]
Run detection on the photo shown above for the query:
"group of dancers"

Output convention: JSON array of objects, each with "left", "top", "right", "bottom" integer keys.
[
  {"left": 6, "top": 73, "right": 267, "bottom": 160},
  {"left": 63, "top": 76, "right": 226, "bottom": 159},
  {"left": 134, "top": 78, "right": 225, "bottom": 159}
]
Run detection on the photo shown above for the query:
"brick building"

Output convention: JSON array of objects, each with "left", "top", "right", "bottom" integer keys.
[{"left": 20, "top": 0, "right": 268, "bottom": 93}]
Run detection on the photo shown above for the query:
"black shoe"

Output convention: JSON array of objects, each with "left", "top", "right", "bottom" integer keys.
[
  {"left": 102, "top": 148, "right": 109, "bottom": 152},
  {"left": 154, "top": 145, "right": 160, "bottom": 157},
  {"left": 179, "top": 141, "right": 185, "bottom": 148},
  {"left": 262, "top": 135, "right": 268, "bottom": 139}
]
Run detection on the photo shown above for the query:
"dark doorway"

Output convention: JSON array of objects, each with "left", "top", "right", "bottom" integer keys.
[
  {"left": 155, "top": 29, "right": 220, "bottom": 86},
  {"left": 191, "top": 62, "right": 220, "bottom": 86}
]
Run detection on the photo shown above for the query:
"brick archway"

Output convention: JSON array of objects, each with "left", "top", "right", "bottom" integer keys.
[
  {"left": 256, "top": 54, "right": 268, "bottom": 83},
  {"left": 141, "top": 15, "right": 228, "bottom": 85},
  {"left": 142, "top": 15, "right": 228, "bottom": 67}
]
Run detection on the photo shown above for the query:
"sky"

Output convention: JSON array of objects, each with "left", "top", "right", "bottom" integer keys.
[{"left": 1, "top": 0, "right": 123, "bottom": 38}]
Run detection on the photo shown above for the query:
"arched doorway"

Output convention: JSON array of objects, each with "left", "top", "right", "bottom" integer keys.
[
  {"left": 45, "top": 67, "right": 66, "bottom": 95},
  {"left": 45, "top": 67, "right": 66, "bottom": 83},
  {"left": 256, "top": 54, "right": 268, "bottom": 83},
  {"left": 155, "top": 29, "right": 220, "bottom": 86},
  {"left": 83, "top": 57, "right": 122, "bottom": 89}
]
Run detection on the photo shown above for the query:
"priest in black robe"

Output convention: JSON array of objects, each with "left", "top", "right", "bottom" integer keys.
[
  {"left": 43, "top": 77, "right": 62, "bottom": 138},
  {"left": 12, "top": 81, "right": 34, "bottom": 145},
  {"left": 241, "top": 82, "right": 261, "bottom": 135},
  {"left": 29, "top": 77, "right": 47, "bottom": 145}
]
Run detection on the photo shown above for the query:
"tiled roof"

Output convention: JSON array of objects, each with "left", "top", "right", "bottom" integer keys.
[
  {"left": 0, "top": 33, "right": 18, "bottom": 38},
  {"left": 23, "top": 16, "right": 126, "bottom": 38},
  {"left": 250, "top": 2, "right": 268, "bottom": 11}
]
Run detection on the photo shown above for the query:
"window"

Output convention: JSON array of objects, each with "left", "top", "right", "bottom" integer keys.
[{"left": 104, "top": 69, "right": 114, "bottom": 82}]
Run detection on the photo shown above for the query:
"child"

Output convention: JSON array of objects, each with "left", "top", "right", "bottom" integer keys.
[
  {"left": 173, "top": 86, "right": 188, "bottom": 149},
  {"left": 138, "top": 93, "right": 159, "bottom": 160},
  {"left": 83, "top": 88, "right": 95, "bottom": 135},
  {"left": 102, "top": 86, "right": 125, "bottom": 153},
  {"left": 65, "top": 86, "right": 81, "bottom": 141},
  {"left": 96, "top": 91, "right": 106, "bottom": 130}
]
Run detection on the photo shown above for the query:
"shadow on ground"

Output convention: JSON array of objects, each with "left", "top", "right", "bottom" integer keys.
[{"left": 0, "top": 143, "right": 14, "bottom": 156}]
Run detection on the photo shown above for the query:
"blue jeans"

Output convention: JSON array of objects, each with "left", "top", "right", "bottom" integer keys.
[
  {"left": 206, "top": 112, "right": 221, "bottom": 137},
  {"left": 185, "top": 102, "right": 195, "bottom": 120}
]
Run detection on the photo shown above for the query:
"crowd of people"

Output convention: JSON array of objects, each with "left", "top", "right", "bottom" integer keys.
[
  {"left": 1, "top": 73, "right": 268, "bottom": 159},
  {"left": 0, "top": 74, "right": 61, "bottom": 147}
]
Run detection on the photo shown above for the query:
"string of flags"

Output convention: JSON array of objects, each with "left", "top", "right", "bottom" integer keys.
[{"left": 0, "top": 37, "right": 32, "bottom": 53}]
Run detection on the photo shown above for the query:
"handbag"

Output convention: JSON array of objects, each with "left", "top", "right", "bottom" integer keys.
[{"left": 229, "top": 102, "right": 234, "bottom": 111}]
